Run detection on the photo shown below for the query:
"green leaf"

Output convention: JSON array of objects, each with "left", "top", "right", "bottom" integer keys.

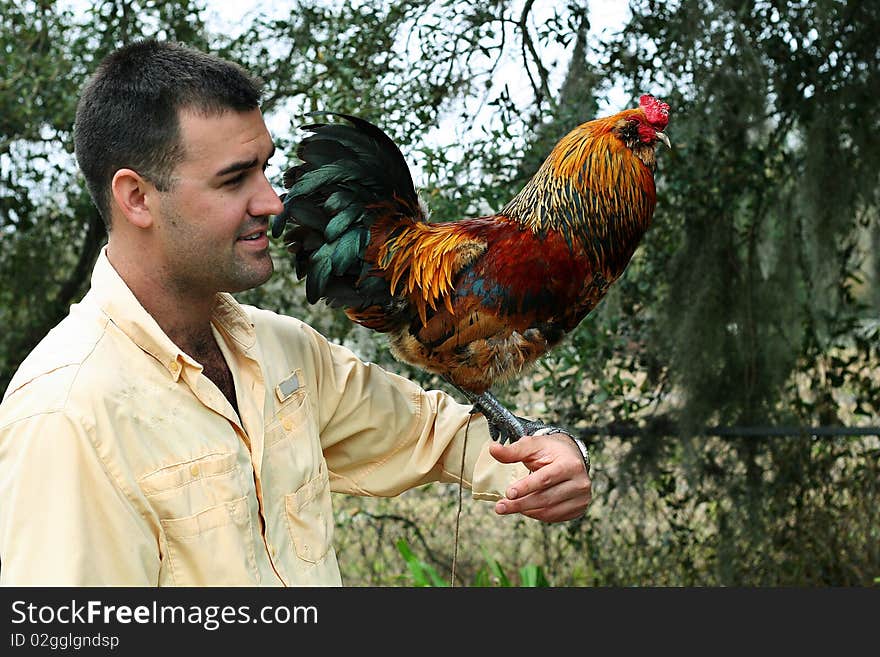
[
  {"left": 482, "top": 548, "right": 511, "bottom": 587},
  {"left": 519, "top": 564, "right": 549, "bottom": 587},
  {"left": 395, "top": 539, "right": 448, "bottom": 587}
]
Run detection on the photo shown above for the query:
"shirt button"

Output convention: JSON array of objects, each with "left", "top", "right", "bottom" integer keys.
[
  {"left": 282, "top": 418, "right": 293, "bottom": 431},
  {"left": 169, "top": 361, "right": 180, "bottom": 374},
  {"left": 189, "top": 464, "right": 199, "bottom": 477}
]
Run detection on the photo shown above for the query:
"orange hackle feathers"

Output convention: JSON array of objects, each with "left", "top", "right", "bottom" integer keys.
[{"left": 369, "top": 216, "right": 486, "bottom": 325}]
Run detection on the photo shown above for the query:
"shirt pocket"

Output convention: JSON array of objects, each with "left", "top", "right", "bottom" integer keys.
[
  {"left": 264, "top": 369, "right": 323, "bottom": 486},
  {"left": 284, "top": 461, "right": 333, "bottom": 564},
  {"left": 140, "top": 451, "right": 244, "bottom": 517},
  {"left": 139, "top": 452, "right": 258, "bottom": 585},
  {"left": 265, "top": 369, "right": 311, "bottom": 449},
  {"left": 159, "top": 496, "right": 259, "bottom": 586}
]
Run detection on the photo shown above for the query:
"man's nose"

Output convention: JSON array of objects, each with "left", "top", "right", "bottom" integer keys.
[{"left": 251, "top": 174, "right": 284, "bottom": 218}]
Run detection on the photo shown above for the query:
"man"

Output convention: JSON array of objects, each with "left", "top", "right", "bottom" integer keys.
[{"left": 0, "top": 40, "right": 591, "bottom": 585}]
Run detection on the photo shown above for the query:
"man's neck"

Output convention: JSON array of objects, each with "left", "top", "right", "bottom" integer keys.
[
  {"left": 108, "top": 241, "right": 239, "bottom": 415},
  {"left": 106, "top": 241, "right": 217, "bottom": 355}
]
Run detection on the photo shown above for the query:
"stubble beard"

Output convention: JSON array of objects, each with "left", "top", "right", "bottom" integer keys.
[
  {"left": 194, "top": 237, "right": 274, "bottom": 295},
  {"left": 223, "top": 247, "right": 274, "bottom": 293},
  {"left": 160, "top": 201, "right": 274, "bottom": 297}
]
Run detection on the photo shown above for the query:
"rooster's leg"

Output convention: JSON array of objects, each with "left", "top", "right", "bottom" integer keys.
[{"left": 447, "top": 382, "right": 526, "bottom": 444}]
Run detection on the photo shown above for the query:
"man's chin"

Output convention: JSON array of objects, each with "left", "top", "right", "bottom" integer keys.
[{"left": 224, "top": 259, "right": 274, "bottom": 294}]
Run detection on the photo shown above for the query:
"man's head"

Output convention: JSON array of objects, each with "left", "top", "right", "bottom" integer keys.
[
  {"left": 76, "top": 40, "right": 283, "bottom": 298},
  {"left": 75, "top": 39, "right": 263, "bottom": 229}
]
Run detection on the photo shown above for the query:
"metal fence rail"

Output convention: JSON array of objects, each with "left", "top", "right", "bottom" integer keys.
[{"left": 578, "top": 425, "right": 880, "bottom": 438}]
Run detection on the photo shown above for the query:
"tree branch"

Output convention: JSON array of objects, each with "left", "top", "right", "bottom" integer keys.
[{"left": 518, "top": 0, "right": 553, "bottom": 109}]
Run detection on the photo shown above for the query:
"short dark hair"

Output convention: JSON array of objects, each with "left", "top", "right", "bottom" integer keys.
[{"left": 74, "top": 39, "right": 264, "bottom": 228}]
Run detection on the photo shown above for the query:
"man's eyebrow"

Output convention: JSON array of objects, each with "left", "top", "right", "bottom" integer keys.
[
  {"left": 215, "top": 158, "right": 257, "bottom": 177},
  {"left": 214, "top": 145, "right": 276, "bottom": 177}
]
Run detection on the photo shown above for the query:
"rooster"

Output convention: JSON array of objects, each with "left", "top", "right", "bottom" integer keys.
[{"left": 271, "top": 95, "right": 670, "bottom": 443}]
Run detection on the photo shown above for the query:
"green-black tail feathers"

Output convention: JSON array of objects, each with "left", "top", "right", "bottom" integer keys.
[{"left": 271, "top": 112, "right": 424, "bottom": 309}]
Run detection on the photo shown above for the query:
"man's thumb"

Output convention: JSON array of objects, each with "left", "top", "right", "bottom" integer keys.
[{"left": 489, "top": 437, "right": 528, "bottom": 463}]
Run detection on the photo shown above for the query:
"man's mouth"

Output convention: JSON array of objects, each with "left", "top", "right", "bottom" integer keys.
[
  {"left": 238, "top": 230, "right": 267, "bottom": 241},
  {"left": 237, "top": 226, "right": 270, "bottom": 250}
]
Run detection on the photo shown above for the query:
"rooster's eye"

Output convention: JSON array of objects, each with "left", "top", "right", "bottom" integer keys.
[{"left": 623, "top": 120, "right": 640, "bottom": 139}]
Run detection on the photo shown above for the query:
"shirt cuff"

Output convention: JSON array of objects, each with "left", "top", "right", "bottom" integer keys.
[{"left": 470, "top": 440, "right": 529, "bottom": 501}]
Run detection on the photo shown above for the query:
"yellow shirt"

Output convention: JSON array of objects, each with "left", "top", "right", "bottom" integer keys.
[{"left": 0, "top": 249, "right": 524, "bottom": 586}]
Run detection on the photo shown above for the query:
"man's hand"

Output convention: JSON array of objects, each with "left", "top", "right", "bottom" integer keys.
[{"left": 489, "top": 432, "right": 592, "bottom": 522}]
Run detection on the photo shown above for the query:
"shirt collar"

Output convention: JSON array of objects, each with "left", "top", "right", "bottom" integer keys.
[{"left": 87, "top": 247, "right": 256, "bottom": 380}]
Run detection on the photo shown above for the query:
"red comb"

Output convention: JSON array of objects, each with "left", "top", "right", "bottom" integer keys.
[{"left": 639, "top": 94, "right": 670, "bottom": 129}]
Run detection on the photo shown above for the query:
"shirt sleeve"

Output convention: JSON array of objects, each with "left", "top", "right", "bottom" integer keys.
[
  {"left": 0, "top": 409, "right": 159, "bottom": 586},
  {"left": 301, "top": 324, "right": 528, "bottom": 500}
]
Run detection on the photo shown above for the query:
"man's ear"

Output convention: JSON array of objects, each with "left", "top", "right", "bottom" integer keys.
[{"left": 110, "top": 168, "right": 156, "bottom": 229}]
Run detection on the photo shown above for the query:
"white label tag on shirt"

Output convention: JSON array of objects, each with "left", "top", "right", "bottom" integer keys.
[{"left": 275, "top": 371, "right": 301, "bottom": 403}]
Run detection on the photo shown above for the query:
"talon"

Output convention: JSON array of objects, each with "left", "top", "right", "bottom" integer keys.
[{"left": 441, "top": 377, "right": 524, "bottom": 445}]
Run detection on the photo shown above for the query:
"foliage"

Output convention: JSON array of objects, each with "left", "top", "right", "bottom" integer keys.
[
  {"left": 396, "top": 538, "right": 449, "bottom": 587},
  {"left": 1, "top": 0, "right": 877, "bottom": 585},
  {"left": 338, "top": 433, "right": 878, "bottom": 587},
  {"left": 396, "top": 538, "right": 550, "bottom": 587},
  {"left": 608, "top": 0, "right": 880, "bottom": 432}
]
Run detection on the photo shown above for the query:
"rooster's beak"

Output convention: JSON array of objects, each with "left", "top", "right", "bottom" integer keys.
[{"left": 656, "top": 131, "right": 671, "bottom": 149}]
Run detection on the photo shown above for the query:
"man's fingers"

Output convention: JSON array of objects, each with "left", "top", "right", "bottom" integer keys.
[
  {"left": 489, "top": 431, "right": 592, "bottom": 523},
  {"left": 521, "top": 502, "right": 587, "bottom": 523},
  {"left": 495, "top": 483, "right": 590, "bottom": 522},
  {"left": 505, "top": 463, "right": 564, "bottom": 500},
  {"left": 499, "top": 477, "right": 586, "bottom": 513}
]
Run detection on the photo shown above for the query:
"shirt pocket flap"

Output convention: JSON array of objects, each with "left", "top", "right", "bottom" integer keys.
[
  {"left": 266, "top": 372, "right": 312, "bottom": 449},
  {"left": 140, "top": 451, "right": 238, "bottom": 497}
]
